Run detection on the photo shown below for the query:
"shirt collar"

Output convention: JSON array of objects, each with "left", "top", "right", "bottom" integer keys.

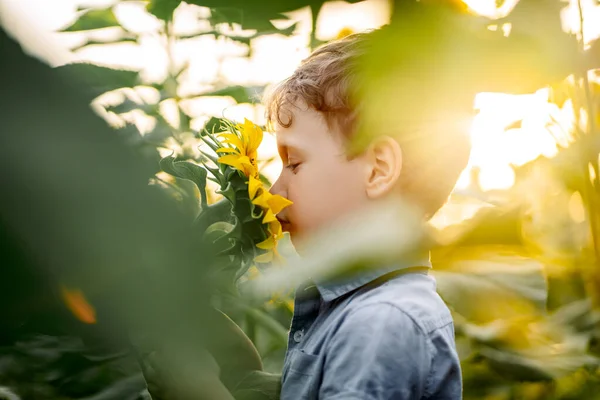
[{"left": 312, "top": 251, "right": 432, "bottom": 302}]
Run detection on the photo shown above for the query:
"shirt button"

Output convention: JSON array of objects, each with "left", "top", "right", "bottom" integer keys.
[{"left": 293, "top": 329, "right": 304, "bottom": 343}]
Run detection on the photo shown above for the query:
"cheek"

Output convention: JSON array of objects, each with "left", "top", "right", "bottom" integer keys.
[{"left": 288, "top": 160, "right": 366, "bottom": 233}]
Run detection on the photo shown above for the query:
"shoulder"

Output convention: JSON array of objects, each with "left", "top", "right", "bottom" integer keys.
[{"left": 344, "top": 272, "right": 453, "bottom": 335}]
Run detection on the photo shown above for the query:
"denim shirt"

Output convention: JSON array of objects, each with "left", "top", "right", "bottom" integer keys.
[{"left": 280, "top": 256, "right": 462, "bottom": 400}]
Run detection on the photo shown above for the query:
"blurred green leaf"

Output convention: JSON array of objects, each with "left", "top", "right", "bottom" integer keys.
[
  {"left": 202, "top": 116, "right": 224, "bottom": 135},
  {"left": 105, "top": 97, "right": 148, "bottom": 114},
  {"left": 232, "top": 371, "right": 281, "bottom": 400},
  {"left": 71, "top": 36, "right": 138, "bottom": 52},
  {"left": 147, "top": 0, "right": 182, "bottom": 21},
  {"left": 480, "top": 345, "right": 596, "bottom": 381},
  {"left": 144, "top": 122, "right": 173, "bottom": 146},
  {"left": 198, "top": 1, "right": 363, "bottom": 34},
  {"left": 189, "top": 85, "right": 264, "bottom": 104},
  {"left": 80, "top": 375, "right": 148, "bottom": 400},
  {"left": 61, "top": 8, "right": 120, "bottom": 32},
  {"left": 205, "top": 309, "right": 264, "bottom": 389},
  {"left": 55, "top": 63, "right": 139, "bottom": 99},
  {"left": 434, "top": 247, "right": 547, "bottom": 323}
]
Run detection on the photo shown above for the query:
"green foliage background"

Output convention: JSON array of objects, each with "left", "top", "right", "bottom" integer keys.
[{"left": 1, "top": 0, "right": 600, "bottom": 399}]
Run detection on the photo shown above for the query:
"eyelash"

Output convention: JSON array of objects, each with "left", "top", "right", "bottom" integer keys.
[{"left": 286, "top": 162, "right": 301, "bottom": 173}]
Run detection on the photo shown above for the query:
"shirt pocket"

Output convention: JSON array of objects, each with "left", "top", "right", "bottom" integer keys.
[{"left": 282, "top": 350, "right": 321, "bottom": 400}]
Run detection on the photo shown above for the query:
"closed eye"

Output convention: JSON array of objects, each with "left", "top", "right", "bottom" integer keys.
[{"left": 286, "top": 162, "right": 301, "bottom": 173}]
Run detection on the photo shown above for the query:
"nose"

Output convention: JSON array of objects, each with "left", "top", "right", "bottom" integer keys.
[{"left": 269, "top": 173, "right": 286, "bottom": 198}]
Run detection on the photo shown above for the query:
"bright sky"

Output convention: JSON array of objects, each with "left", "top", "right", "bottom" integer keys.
[{"left": 1, "top": 0, "right": 599, "bottom": 214}]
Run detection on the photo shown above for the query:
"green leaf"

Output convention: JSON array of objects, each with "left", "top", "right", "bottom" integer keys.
[
  {"left": 54, "top": 63, "right": 139, "bottom": 99},
  {"left": 433, "top": 247, "right": 547, "bottom": 323},
  {"left": 146, "top": 0, "right": 182, "bottom": 21},
  {"left": 207, "top": 6, "right": 283, "bottom": 33},
  {"left": 201, "top": 1, "right": 364, "bottom": 33},
  {"left": 61, "top": 8, "right": 120, "bottom": 32},
  {"left": 195, "top": 199, "right": 233, "bottom": 232},
  {"left": 223, "top": 22, "right": 298, "bottom": 47},
  {"left": 144, "top": 122, "right": 173, "bottom": 146},
  {"left": 190, "top": 85, "right": 264, "bottom": 104},
  {"left": 202, "top": 117, "right": 224, "bottom": 135},
  {"left": 205, "top": 308, "right": 264, "bottom": 388},
  {"left": 480, "top": 345, "right": 595, "bottom": 381},
  {"left": 204, "top": 220, "right": 241, "bottom": 255},
  {"left": 460, "top": 310, "right": 599, "bottom": 382},
  {"left": 232, "top": 371, "right": 281, "bottom": 400},
  {"left": 159, "top": 156, "right": 208, "bottom": 208},
  {"left": 204, "top": 221, "right": 236, "bottom": 239},
  {"left": 105, "top": 98, "right": 144, "bottom": 114},
  {"left": 71, "top": 36, "right": 138, "bottom": 52}
]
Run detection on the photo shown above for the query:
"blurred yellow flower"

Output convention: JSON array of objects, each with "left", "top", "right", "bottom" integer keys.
[
  {"left": 336, "top": 27, "right": 355, "bottom": 39},
  {"left": 60, "top": 285, "right": 96, "bottom": 324}
]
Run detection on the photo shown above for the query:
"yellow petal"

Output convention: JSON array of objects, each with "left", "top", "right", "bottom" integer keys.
[
  {"left": 219, "top": 133, "right": 244, "bottom": 150},
  {"left": 218, "top": 154, "right": 251, "bottom": 172},
  {"left": 61, "top": 286, "right": 97, "bottom": 324},
  {"left": 248, "top": 176, "right": 262, "bottom": 200},
  {"left": 244, "top": 118, "right": 263, "bottom": 153},
  {"left": 244, "top": 165, "right": 258, "bottom": 178},
  {"left": 267, "top": 195, "right": 293, "bottom": 214},
  {"left": 257, "top": 236, "right": 276, "bottom": 250},
  {"left": 247, "top": 265, "right": 260, "bottom": 280},
  {"left": 216, "top": 147, "right": 239, "bottom": 154},
  {"left": 240, "top": 159, "right": 257, "bottom": 177},
  {"left": 254, "top": 251, "right": 274, "bottom": 263},
  {"left": 269, "top": 220, "right": 282, "bottom": 237},
  {"left": 262, "top": 209, "right": 277, "bottom": 224},
  {"left": 252, "top": 191, "right": 272, "bottom": 210}
]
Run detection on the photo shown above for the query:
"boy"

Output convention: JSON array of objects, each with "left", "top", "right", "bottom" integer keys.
[{"left": 265, "top": 31, "right": 467, "bottom": 399}]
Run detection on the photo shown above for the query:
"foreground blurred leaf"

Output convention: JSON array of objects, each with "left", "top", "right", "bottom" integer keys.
[
  {"left": 433, "top": 246, "right": 547, "bottom": 323},
  {"left": 246, "top": 196, "right": 426, "bottom": 299},
  {"left": 231, "top": 370, "right": 281, "bottom": 400},
  {"left": 461, "top": 308, "right": 598, "bottom": 381},
  {"left": 139, "top": 337, "right": 239, "bottom": 400},
  {"left": 1, "top": 26, "right": 223, "bottom": 399},
  {"left": 206, "top": 309, "right": 264, "bottom": 389},
  {"left": 358, "top": 1, "right": 582, "bottom": 150}
]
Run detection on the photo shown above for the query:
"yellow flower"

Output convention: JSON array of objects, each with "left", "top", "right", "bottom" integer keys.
[
  {"left": 255, "top": 220, "right": 284, "bottom": 264},
  {"left": 210, "top": 117, "right": 292, "bottom": 264},
  {"left": 336, "top": 27, "right": 354, "bottom": 40},
  {"left": 252, "top": 190, "right": 292, "bottom": 214},
  {"left": 251, "top": 186, "right": 292, "bottom": 264},
  {"left": 60, "top": 285, "right": 96, "bottom": 324},
  {"left": 252, "top": 190, "right": 293, "bottom": 224},
  {"left": 248, "top": 175, "right": 262, "bottom": 200},
  {"left": 216, "top": 118, "right": 263, "bottom": 177}
]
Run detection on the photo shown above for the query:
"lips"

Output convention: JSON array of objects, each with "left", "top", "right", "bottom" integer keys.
[{"left": 277, "top": 216, "right": 291, "bottom": 232}]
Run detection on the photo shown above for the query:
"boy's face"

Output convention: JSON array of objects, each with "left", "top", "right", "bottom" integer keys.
[{"left": 270, "top": 106, "right": 369, "bottom": 244}]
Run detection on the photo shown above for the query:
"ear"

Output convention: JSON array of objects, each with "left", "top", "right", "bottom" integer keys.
[{"left": 364, "top": 136, "right": 403, "bottom": 199}]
